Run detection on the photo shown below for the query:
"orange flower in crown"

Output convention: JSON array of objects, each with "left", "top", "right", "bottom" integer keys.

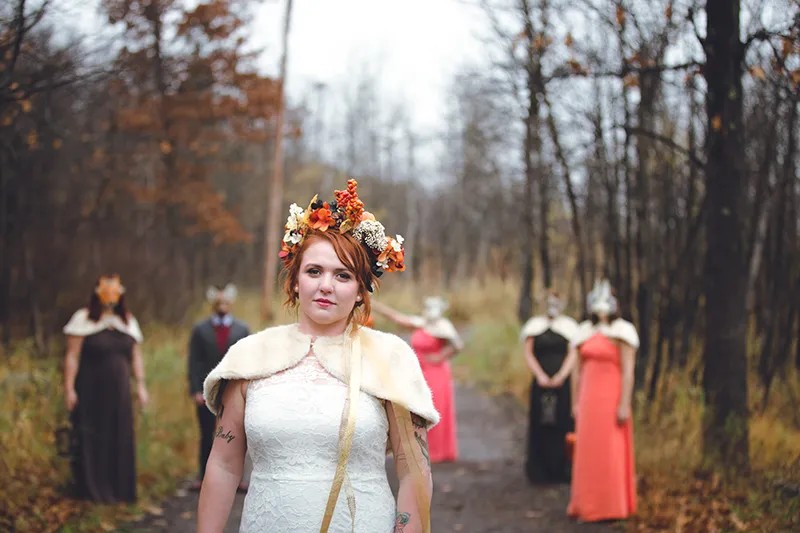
[
  {"left": 280, "top": 179, "right": 406, "bottom": 279},
  {"left": 307, "top": 202, "right": 336, "bottom": 231}
]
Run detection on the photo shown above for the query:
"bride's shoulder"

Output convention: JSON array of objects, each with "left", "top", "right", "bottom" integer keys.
[{"left": 359, "top": 326, "right": 413, "bottom": 358}]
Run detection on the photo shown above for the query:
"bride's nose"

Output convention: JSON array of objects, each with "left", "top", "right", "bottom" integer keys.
[{"left": 319, "top": 276, "right": 334, "bottom": 294}]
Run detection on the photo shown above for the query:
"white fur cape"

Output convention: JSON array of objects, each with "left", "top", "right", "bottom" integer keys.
[
  {"left": 63, "top": 308, "right": 143, "bottom": 343},
  {"left": 519, "top": 315, "right": 579, "bottom": 342},
  {"left": 409, "top": 316, "right": 463, "bottom": 351},
  {"left": 571, "top": 318, "right": 640, "bottom": 349},
  {"left": 203, "top": 324, "right": 440, "bottom": 428}
]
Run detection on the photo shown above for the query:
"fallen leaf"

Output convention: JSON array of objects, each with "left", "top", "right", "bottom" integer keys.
[{"left": 144, "top": 504, "right": 164, "bottom": 516}]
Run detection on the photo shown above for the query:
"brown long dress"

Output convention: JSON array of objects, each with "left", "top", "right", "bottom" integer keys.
[{"left": 70, "top": 328, "right": 137, "bottom": 503}]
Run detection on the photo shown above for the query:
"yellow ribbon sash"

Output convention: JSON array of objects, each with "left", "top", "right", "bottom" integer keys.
[
  {"left": 320, "top": 326, "right": 432, "bottom": 533},
  {"left": 320, "top": 330, "right": 361, "bottom": 533}
]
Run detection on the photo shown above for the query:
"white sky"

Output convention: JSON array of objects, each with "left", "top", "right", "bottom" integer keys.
[{"left": 250, "top": 0, "right": 489, "bottom": 132}]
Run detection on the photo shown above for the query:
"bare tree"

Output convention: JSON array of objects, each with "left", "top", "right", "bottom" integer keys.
[{"left": 700, "top": 0, "right": 750, "bottom": 470}]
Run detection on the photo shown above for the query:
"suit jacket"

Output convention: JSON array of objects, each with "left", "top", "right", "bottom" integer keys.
[{"left": 188, "top": 316, "right": 250, "bottom": 395}]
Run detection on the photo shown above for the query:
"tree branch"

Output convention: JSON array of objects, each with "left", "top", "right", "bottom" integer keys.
[
  {"left": 546, "top": 60, "right": 701, "bottom": 81},
  {"left": 620, "top": 125, "right": 706, "bottom": 169}
]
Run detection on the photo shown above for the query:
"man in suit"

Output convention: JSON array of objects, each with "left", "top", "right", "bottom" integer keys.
[{"left": 188, "top": 283, "right": 250, "bottom": 491}]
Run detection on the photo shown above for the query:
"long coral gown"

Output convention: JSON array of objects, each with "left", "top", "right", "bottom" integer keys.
[
  {"left": 567, "top": 333, "right": 636, "bottom": 521},
  {"left": 411, "top": 329, "right": 457, "bottom": 463}
]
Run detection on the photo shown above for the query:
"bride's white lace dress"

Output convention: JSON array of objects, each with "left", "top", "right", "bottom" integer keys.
[{"left": 240, "top": 350, "right": 395, "bottom": 532}]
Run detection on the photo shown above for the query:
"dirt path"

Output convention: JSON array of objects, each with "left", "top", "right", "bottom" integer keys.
[{"left": 123, "top": 385, "right": 613, "bottom": 532}]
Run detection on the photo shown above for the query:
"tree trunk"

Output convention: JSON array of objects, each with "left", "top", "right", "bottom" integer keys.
[
  {"left": 633, "top": 51, "right": 661, "bottom": 387},
  {"left": 261, "top": 0, "right": 293, "bottom": 323},
  {"left": 701, "top": 0, "right": 749, "bottom": 470},
  {"left": 538, "top": 166, "right": 551, "bottom": 289},
  {"left": 517, "top": 0, "right": 540, "bottom": 323},
  {"left": 543, "top": 91, "right": 587, "bottom": 302}
]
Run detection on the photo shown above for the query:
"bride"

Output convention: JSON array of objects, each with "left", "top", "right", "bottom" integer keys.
[{"left": 197, "top": 180, "right": 438, "bottom": 533}]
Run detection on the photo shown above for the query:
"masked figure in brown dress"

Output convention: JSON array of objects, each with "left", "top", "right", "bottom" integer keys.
[{"left": 62, "top": 275, "right": 148, "bottom": 503}]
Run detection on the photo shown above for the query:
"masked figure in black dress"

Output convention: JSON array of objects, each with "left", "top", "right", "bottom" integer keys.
[{"left": 520, "top": 291, "right": 578, "bottom": 483}]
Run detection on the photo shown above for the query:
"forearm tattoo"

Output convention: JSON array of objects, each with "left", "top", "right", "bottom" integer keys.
[
  {"left": 411, "top": 413, "right": 430, "bottom": 467},
  {"left": 394, "top": 512, "right": 411, "bottom": 532}
]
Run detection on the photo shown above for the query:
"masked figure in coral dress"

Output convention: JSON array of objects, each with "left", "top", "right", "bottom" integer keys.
[
  {"left": 373, "top": 297, "right": 463, "bottom": 464},
  {"left": 566, "top": 279, "right": 639, "bottom": 522}
]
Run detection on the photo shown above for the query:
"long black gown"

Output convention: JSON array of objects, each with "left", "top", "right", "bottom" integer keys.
[
  {"left": 70, "top": 328, "right": 137, "bottom": 503},
  {"left": 525, "top": 329, "right": 573, "bottom": 484}
]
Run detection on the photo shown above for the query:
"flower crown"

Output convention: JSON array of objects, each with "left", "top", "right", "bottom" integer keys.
[{"left": 279, "top": 179, "right": 406, "bottom": 279}]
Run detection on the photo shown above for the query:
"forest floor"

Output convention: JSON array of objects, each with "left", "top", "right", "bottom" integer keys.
[{"left": 120, "top": 384, "right": 616, "bottom": 533}]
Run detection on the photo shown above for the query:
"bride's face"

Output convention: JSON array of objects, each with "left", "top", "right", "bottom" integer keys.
[{"left": 296, "top": 239, "right": 361, "bottom": 336}]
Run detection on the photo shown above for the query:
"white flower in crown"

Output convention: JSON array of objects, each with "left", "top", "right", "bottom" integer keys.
[
  {"left": 391, "top": 235, "right": 404, "bottom": 252},
  {"left": 352, "top": 219, "right": 388, "bottom": 251},
  {"left": 285, "top": 203, "right": 305, "bottom": 231},
  {"left": 283, "top": 230, "right": 302, "bottom": 245}
]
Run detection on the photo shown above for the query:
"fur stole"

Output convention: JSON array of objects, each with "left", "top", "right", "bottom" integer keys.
[
  {"left": 519, "top": 315, "right": 579, "bottom": 342},
  {"left": 571, "top": 318, "right": 640, "bottom": 349},
  {"left": 203, "top": 323, "right": 440, "bottom": 427},
  {"left": 63, "top": 308, "right": 143, "bottom": 343}
]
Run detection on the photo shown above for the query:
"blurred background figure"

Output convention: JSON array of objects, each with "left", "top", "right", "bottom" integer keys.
[
  {"left": 567, "top": 279, "right": 639, "bottom": 522},
  {"left": 374, "top": 297, "right": 463, "bottom": 463},
  {"left": 520, "top": 289, "right": 579, "bottom": 484},
  {"left": 188, "top": 283, "right": 250, "bottom": 491},
  {"left": 62, "top": 275, "right": 148, "bottom": 503}
]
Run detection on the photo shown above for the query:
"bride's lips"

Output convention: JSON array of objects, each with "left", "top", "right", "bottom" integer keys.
[{"left": 314, "top": 298, "right": 334, "bottom": 308}]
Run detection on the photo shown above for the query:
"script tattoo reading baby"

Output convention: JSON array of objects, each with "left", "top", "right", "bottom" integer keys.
[{"left": 215, "top": 426, "right": 235, "bottom": 444}]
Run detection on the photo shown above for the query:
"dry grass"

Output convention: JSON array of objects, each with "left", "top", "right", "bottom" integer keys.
[
  {"left": 0, "top": 325, "right": 198, "bottom": 532},
  {"left": 1, "top": 280, "right": 797, "bottom": 531},
  {"left": 410, "top": 278, "right": 800, "bottom": 533}
]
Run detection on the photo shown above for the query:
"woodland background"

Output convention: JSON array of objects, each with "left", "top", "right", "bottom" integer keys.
[{"left": 1, "top": 0, "right": 799, "bottom": 531}]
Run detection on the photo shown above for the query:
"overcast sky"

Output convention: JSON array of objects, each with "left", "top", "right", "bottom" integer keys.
[{"left": 250, "top": 0, "right": 489, "bottom": 132}]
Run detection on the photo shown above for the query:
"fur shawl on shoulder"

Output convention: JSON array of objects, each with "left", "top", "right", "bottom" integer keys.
[
  {"left": 519, "top": 315, "right": 579, "bottom": 342},
  {"left": 571, "top": 318, "right": 640, "bottom": 349},
  {"left": 203, "top": 323, "right": 440, "bottom": 428}
]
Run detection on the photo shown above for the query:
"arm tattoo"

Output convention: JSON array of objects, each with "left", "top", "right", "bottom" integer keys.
[
  {"left": 410, "top": 413, "right": 426, "bottom": 430},
  {"left": 410, "top": 413, "right": 430, "bottom": 466},
  {"left": 215, "top": 425, "right": 236, "bottom": 444},
  {"left": 394, "top": 512, "right": 411, "bottom": 532},
  {"left": 216, "top": 379, "right": 229, "bottom": 420},
  {"left": 414, "top": 432, "right": 430, "bottom": 467}
]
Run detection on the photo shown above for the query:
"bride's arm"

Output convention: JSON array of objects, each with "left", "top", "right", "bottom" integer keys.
[
  {"left": 386, "top": 402, "right": 433, "bottom": 533},
  {"left": 197, "top": 379, "right": 248, "bottom": 533}
]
